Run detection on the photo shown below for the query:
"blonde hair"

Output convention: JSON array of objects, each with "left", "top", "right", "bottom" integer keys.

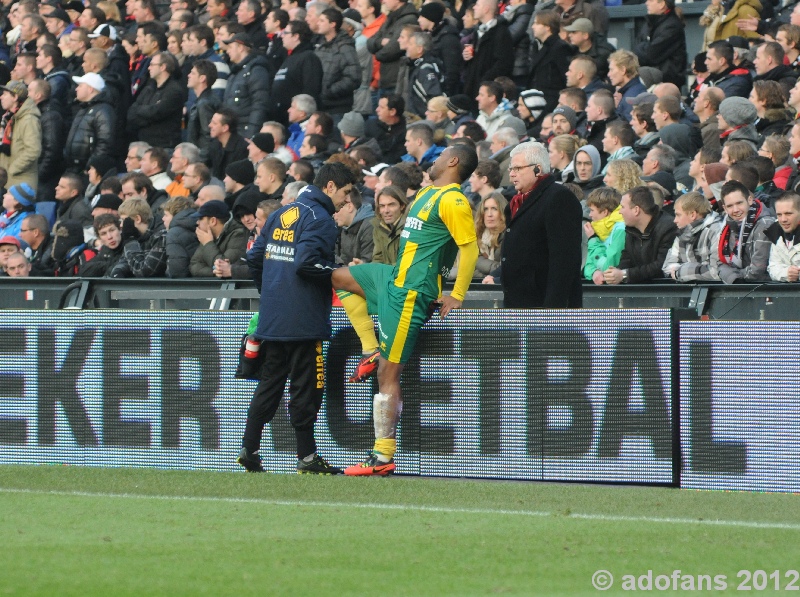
[
  {"left": 97, "top": 0, "right": 121, "bottom": 22},
  {"left": 118, "top": 197, "right": 152, "bottom": 224},
  {"left": 549, "top": 134, "right": 585, "bottom": 161},
  {"left": 474, "top": 194, "right": 508, "bottom": 250},
  {"left": 427, "top": 95, "right": 448, "bottom": 115},
  {"left": 162, "top": 195, "right": 195, "bottom": 216},
  {"left": 606, "top": 159, "right": 643, "bottom": 195},
  {"left": 609, "top": 49, "right": 639, "bottom": 78},
  {"left": 675, "top": 191, "right": 712, "bottom": 216}
]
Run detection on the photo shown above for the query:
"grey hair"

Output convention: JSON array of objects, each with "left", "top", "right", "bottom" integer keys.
[
  {"left": 411, "top": 31, "right": 433, "bottom": 53},
  {"left": 284, "top": 181, "right": 306, "bottom": 202},
  {"left": 509, "top": 141, "right": 550, "bottom": 174},
  {"left": 175, "top": 142, "right": 200, "bottom": 164},
  {"left": 492, "top": 127, "right": 519, "bottom": 149},
  {"left": 647, "top": 144, "right": 676, "bottom": 173},
  {"left": 292, "top": 93, "right": 317, "bottom": 116},
  {"left": 306, "top": 1, "right": 331, "bottom": 15},
  {"left": 129, "top": 141, "right": 151, "bottom": 159},
  {"left": 262, "top": 120, "right": 286, "bottom": 144}
]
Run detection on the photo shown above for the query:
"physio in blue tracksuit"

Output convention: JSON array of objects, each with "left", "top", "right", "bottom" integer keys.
[{"left": 237, "top": 162, "right": 357, "bottom": 475}]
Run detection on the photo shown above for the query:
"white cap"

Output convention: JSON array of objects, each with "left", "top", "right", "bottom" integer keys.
[
  {"left": 89, "top": 23, "right": 117, "bottom": 40},
  {"left": 72, "top": 72, "right": 105, "bottom": 92},
  {"left": 362, "top": 163, "right": 389, "bottom": 177}
]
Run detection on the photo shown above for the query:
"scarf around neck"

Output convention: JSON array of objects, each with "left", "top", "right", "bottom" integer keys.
[
  {"left": 718, "top": 198, "right": 763, "bottom": 266},
  {"left": 591, "top": 205, "right": 624, "bottom": 241}
]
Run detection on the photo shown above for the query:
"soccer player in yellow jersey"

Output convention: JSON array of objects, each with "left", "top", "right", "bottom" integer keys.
[{"left": 332, "top": 145, "right": 480, "bottom": 475}]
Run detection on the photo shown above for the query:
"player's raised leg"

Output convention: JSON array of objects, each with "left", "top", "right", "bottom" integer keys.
[{"left": 333, "top": 266, "right": 380, "bottom": 382}]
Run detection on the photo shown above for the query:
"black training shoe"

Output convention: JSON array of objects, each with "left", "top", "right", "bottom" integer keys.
[
  {"left": 237, "top": 447, "right": 264, "bottom": 472},
  {"left": 297, "top": 454, "right": 342, "bottom": 475}
]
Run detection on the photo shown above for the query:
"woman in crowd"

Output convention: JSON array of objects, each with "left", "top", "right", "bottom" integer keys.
[
  {"left": 603, "top": 159, "right": 642, "bottom": 195},
  {"left": 473, "top": 193, "right": 508, "bottom": 279},
  {"left": 548, "top": 134, "right": 582, "bottom": 183},
  {"left": 750, "top": 80, "right": 792, "bottom": 139}
]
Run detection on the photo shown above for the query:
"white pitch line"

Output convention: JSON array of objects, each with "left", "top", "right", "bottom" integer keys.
[{"left": 0, "top": 487, "right": 797, "bottom": 530}]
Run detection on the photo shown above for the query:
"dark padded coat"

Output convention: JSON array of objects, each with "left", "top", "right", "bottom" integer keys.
[
  {"left": 63, "top": 90, "right": 115, "bottom": 173},
  {"left": 618, "top": 209, "right": 679, "bottom": 283},
  {"left": 165, "top": 207, "right": 199, "bottom": 278},
  {"left": 127, "top": 76, "right": 184, "bottom": 148},
  {"left": 269, "top": 41, "right": 322, "bottom": 125},
  {"left": 634, "top": 11, "right": 687, "bottom": 88},
  {"left": 315, "top": 30, "right": 361, "bottom": 114},
  {"left": 463, "top": 20, "right": 514, "bottom": 101},
  {"left": 223, "top": 52, "right": 271, "bottom": 138},
  {"left": 430, "top": 19, "right": 463, "bottom": 96},
  {"left": 501, "top": 175, "right": 583, "bottom": 308},
  {"left": 527, "top": 33, "right": 575, "bottom": 113},
  {"left": 367, "top": 2, "right": 419, "bottom": 91}
]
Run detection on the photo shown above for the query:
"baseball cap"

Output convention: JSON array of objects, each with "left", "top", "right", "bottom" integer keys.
[
  {"left": 225, "top": 32, "right": 253, "bottom": 47},
  {"left": 0, "top": 236, "right": 20, "bottom": 249},
  {"left": 0, "top": 80, "right": 27, "bottom": 102},
  {"left": 564, "top": 18, "right": 593, "bottom": 33},
  {"left": 197, "top": 200, "right": 230, "bottom": 220},
  {"left": 72, "top": 72, "right": 106, "bottom": 92},
  {"left": 89, "top": 23, "right": 118, "bottom": 40}
]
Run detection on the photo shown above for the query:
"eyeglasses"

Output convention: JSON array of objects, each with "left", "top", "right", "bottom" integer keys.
[
  {"left": 507, "top": 164, "right": 537, "bottom": 174},
  {"left": 19, "top": 228, "right": 33, "bottom": 233}
]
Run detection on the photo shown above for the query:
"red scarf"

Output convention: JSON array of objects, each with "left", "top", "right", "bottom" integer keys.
[
  {"left": 720, "top": 124, "right": 745, "bottom": 139},
  {"left": 718, "top": 198, "right": 763, "bottom": 265},
  {"left": 509, "top": 174, "right": 550, "bottom": 219}
]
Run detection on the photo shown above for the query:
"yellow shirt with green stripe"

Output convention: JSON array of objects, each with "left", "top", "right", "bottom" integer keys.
[{"left": 393, "top": 183, "right": 477, "bottom": 299}]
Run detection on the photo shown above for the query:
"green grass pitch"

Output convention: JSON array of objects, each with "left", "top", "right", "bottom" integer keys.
[{"left": 1, "top": 465, "right": 799, "bottom": 596}]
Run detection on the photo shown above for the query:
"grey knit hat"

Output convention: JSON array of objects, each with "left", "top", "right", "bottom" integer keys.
[
  {"left": 552, "top": 105, "right": 578, "bottom": 130},
  {"left": 338, "top": 111, "right": 365, "bottom": 138},
  {"left": 719, "top": 96, "right": 757, "bottom": 127}
]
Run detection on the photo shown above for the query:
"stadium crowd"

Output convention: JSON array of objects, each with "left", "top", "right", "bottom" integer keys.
[{"left": 0, "top": 0, "right": 799, "bottom": 288}]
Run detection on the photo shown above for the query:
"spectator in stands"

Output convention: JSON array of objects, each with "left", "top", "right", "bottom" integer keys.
[
  {"left": 334, "top": 186, "right": 373, "bottom": 265},
  {"left": 110, "top": 197, "right": 168, "bottom": 277},
  {"left": 127, "top": 51, "right": 183, "bottom": 149},
  {"left": 565, "top": 18, "right": 613, "bottom": 82},
  {"left": 583, "top": 187, "right": 625, "bottom": 284},
  {"left": 633, "top": 0, "right": 686, "bottom": 88},
  {"left": 767, "top": 192, "right": 800, "bottom": 281},
  {"left": 417, "top": 2, "right": 460, "bottom": 96},
  {"left": 0, "top": 236, "right": 21, "bottom": 275},
  {"left": 566, "top": 54, "right": 612, "bottom": 98},
  {"left": 559, "top": 88, "right": 589, "bottom": 136},
  {"left": 263, "top": 9, "right": 288, "bottom": 79},
  {"left": 693, "top": 86, "right": 724, "bottom": 152},
  {"left": 486, "top": 127, "right": 517, "bottom": 186},
  {"left": 749, "top": 155, "right": 782, "bottom": 206},
  {"left": 367, "top": 0, "right": 418, "bottom": 97},
  {"left": 29, "top": 79, "right": 64, "bottom": 203},
  {"left": 528, "top": 10, "right": 573, "bottom": 114},
  {"left": 607, "top": 50, "right": 646, "bottom": 122},
  {"left": 662, "top": 191, "right": 723, "bottom": 281},
  {"left": 750, "top": 80, "right": 792, "bottom": 140},
  {"left": 36, "top": 44, "right": 70, "bottom": 119},
  {"left": 405, "top": 31, "right": 443, "bottom": 118},
  {"left": 585, "top": 90, "right": 618, "bottom": 159},
  {"left": 721, "top": 139, "right": 757, "bottom": 166},
  {"left": 718, "top": 96, "right": 759, "bottom": 149},
  {"left": 244, "top": 134, "right": 273, "bottom": 168},
  {"left": 270, "top": 22, "right": 322, "bottom": 127},
  {"left": 79, "top": 214, "right": 124, "bottom": 276},
  {"left": 5, "top": 251, "right": 31, "bottom": 277},
  {"left": 289, "top": 159, "right": 315, "bottom": 184},
  {"left": 658, "top": 125, "right": 696, "bottom": 188},
  {"left": 55, "top": 173, "right": 91, "bottom": 229},
  {"left": 125, "top": 142, "right": 150, "bottom": 173},
  {"left": 223, "top": 159, "right": 256, "bottom": 210},
  {"left": 705, "top": 40, "right": 752, "bottom": 99},
  {"left": 338, "top": 111, "right": 381, "bottom": 157},
  {"left": 282, "top": 180, "right": 306, "bottom": 205},
  {"left": 604, "top": 185, "right": 678, "bottom": 284},
  {"left": 90, "top": 193, "right": 122, "bottom": 219},
  {"left": 402, "top": 122, "right": 444, "bottom": 169},
  {"left": 0, "top": 80, "right": 41, "bottom": 191},
  {"left": 642, "top": 145, "right": 677, "bottom": 179},
  {"left": 461, "top": 0, "right": 511, "bottom": 102},
  {"left": 235, "top": 0, "right": 267, "bottom": 49},
  {"left": 0, "top": 183, "right": 35, "bottom": 241},
  {"left": 371, "top": 185, "right": 406, "bottom": 265},
  {"left": 65, "top": 27, "right": 90, "bottom": 77},
  {"left": 182, "top": 25, "right": 228, "bottom": 97},
  {"left": 759, "top": 135, "right": 792, "bottom": 190},
  {"left": 603, "top": 159, "right": 643, "bottom": 196},
  {"left": 189, "top": 199, "right": 247, "bottom": 277},
  {"left": 64, "top": 72, "right": 114, "bottom": 173},
  {"left": 254, "top": 157, "right": 288, "bottom": 202},
  {"left": 132, "top": 23, "right": 166, "bottom": 98},
  {"left": 601, "top": 121, "right": 637, "bottom": 174},
  {"left": 365, "top": 94, "right": 406, "bottom": 164},
  {"left": 713, "top": 179, "right": 774, "bottom": 284},
  {"left": 222, "top": 33, "right": 269, "bottom": 139},
  {"left": 299, "top": 134, "right": 328, "bottom": 170},
  {"left": 572, "top": 144, "right": 603, "bottom": 192},
  {"left": 120, "top": 172, "right": 168, "bottom": 231},
  {"left": 52, "top": 219, "right": 96, "bottom": 276},
  {"left": 166, "top": 143, "right": 198, "bottom": 198},
  {"left": 472, "top": 193, "right": 507, "bottom": 279},
  {"left": 551, "top": 106, "right": 578, "bottom": 138},
  {"left": 753, "top": 41, "right": 797, "bottom": 97},
  {"left": 475, "top": 81, "right": 514, "bottom": 139},
  {"left": 630, "top": 102, "right": 660, "bottom": 159},
  {"left": 196, "top": 184, "right": 225, "bottom": 206},
  {"left": 186, "top": 58, "right": 221, "bottom": 163},
  {"left": 502, "top": 141, "right": 582, "bottom": 307},
  {"left": 20, "top": 214, "right": 54, "bottom": 276},
  {"left": 315, "top": 8, "right": 360, "bottom": 118},
  {"left": 208, "top": 107, "right": 248, "bottom": 180},
  {"left": 162, "top": 195, "right": 198, "bottom": 278},
  {"left": 141, "top": 147, "right": 172, "bottom": 191},
  {"left": 547, "top": 135, "right": 581, "bottom": 183}
]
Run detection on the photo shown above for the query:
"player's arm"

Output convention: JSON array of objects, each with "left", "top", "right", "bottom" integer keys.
[{"left": 438, "top": 191, "right": 478, "bottom": 316}]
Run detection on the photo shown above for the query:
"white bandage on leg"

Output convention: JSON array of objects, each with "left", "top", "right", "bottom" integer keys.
[{"left": 373, "top": 393, "right": 401, "bottom": 439}]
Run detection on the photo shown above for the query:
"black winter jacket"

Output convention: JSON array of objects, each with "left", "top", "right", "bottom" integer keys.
[
  {"left": 367, "top": 2, "right": 419, "bottom": 91},
  {"left": 186, "top": 88, "right": 221, "bottom": 163},
  {"left": 528, "top": 34, "right": 575, "bottom": 113},
  {"left": 64, "top": 91, "right": 115, "bottom": 173},
  {"left": 269, "top": 42, "right": 322, "bottom": 125},
  {"left": 37, "top": 100, "right": 65, "bottom": 188},
  {"left": 618, "top": 210, "right": 679, "bottom": 283},
  {"left": 223, "top": 52, "right": 270, "bottom": 138},
  {"left": 430, "top": 20, "right": 463, "bottom": 96},
  {"left": 463, "top": 20, "right": 514, "bottom": 101},
  {"left": 208, "top": 133, "right": 249, "bottom": 181},
  {"left": 503, "top": 4, "right": 533, "bottom": 81},
  {"left": 127, "top": 76, "right": 184, "bottom": 148},
  {"left": 78, "top": 244, "right": 124, "bottom": 277},
  {"left": 165, "top": 207, "right": 199, "bottom": 278},
  {"left": 316, "top": 30, "right": 361, "bottom": 113},
  {"left": 501, "top": 176, "right": 583, "bottom": 308},
  {"left": 634, "top": 11, "right": 687, "bottom": 88}
]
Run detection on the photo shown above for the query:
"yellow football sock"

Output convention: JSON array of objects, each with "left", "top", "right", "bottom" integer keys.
[
  {"left": 337, "top": 290, "right": 378, "bottom": 353},
  {"left": 374, "top": 438, "right": 396, "bottom": 462}
]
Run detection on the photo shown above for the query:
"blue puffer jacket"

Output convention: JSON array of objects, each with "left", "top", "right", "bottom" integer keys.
[{"left": 247, "top": 184, "right": 339, "bottom": 341}]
